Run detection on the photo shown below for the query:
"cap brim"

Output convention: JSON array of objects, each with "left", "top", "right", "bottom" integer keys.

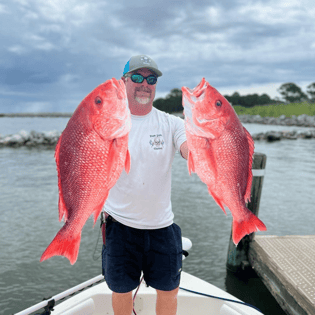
[{"left": 125, "top": 66, "right": 162, "bottom": 77}]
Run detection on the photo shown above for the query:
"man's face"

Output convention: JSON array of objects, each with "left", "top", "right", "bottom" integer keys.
[{"left": 124, "top": 68, "right": 157, "bottom": 105}]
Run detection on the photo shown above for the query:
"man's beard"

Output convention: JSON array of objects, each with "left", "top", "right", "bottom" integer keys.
[
  {"left": 135, "top": 96, "right": 151, "bottom": 104},
  {"left": 134, "top": 86, "right": 152, "bottom": 104}
]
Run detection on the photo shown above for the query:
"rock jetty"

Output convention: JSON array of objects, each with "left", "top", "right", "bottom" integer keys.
[
  {"left": 238, "top": 114, "right": 315, "bottom": 127},
  {"left": 1, "top": 114, "right": 315, "bottom": 147},
  {"left": 251, "top": 130, "right": 315, "bottom": 142},
  {"left": 0, "top": 130, "right": 61, "bottom": 147},
  {"left": 238, "top": 114, "right": 315, "bottom": 142}
]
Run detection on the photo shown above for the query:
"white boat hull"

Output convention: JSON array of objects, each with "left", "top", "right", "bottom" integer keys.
[{"left": 52, "top": 271, "right": 262, "bottom": 315}]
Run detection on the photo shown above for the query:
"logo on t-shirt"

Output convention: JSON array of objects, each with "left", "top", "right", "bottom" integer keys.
[{"left": 149, "top": 134, "right": 165, "bottom": 150}]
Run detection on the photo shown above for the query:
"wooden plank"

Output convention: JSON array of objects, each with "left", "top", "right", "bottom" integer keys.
[{"left": 249, "top": 235, "right": 315, "bottom": 315}]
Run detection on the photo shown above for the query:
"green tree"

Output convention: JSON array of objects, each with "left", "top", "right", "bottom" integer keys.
[
  {"left": 277, "top": 83, "right": 308, "bottom": 103},
  {"left": 153, "top": 98, "right": 167, "bottom": 112},
  {"left": 153, "top": 88, "right": 183, "bottom": 113},
  {"left": 166, "top": 88, "right": 182, "bottom": 99},
  {"left": 259, "top": 93, "right": 272, "bottom": 105},
  {"left": 306, "top": 83, "right": 315, "bottom": 103},
  {"left": 225, "top": 92, "right": 241, "bottom": 106}
]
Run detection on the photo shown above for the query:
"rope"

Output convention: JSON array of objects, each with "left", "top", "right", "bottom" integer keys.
[
  {"left": 179, "top": 286, "right": 263, "bottom": 314},
  {"left": 92, "top": 220, "right": 103, "bottom": 261},
  {"left": 132, "top": 275, "right": 144, "bottom": 315}
]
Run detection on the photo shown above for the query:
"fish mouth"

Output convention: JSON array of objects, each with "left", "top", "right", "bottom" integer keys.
[{"left": 196, "top": 117, "right": 219, "bottom": 124}]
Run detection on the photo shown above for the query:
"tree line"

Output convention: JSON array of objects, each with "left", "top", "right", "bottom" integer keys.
[{"left": 153, "top": 82, "right": 315, "bottom": 114}]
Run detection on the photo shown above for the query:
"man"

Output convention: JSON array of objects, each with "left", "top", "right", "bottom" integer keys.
[{"left": 102, "top": 55, "right": 188, "bottom": 315}]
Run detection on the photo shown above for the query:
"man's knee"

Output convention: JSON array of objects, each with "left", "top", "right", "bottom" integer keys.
[
  {"left": 112, "top": 291, "right": 133, "bottom": 314},
  {"left": 156, "top": 287, "right": 179, "bottom": 298},
  {"left": 112, "top": 291, "right": 133, "bottom": 299}
]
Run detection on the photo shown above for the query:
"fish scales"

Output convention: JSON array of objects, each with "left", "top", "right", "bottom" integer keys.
[
  {"left": 182, "top": 78, "right": 266, "bottom": 245},
  {"left": 40, "top": 78, "right": 131, "bottom": 264}
]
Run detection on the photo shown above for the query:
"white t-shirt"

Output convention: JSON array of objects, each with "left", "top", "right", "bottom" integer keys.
[{"left": 104, "top": 107, "right": 186, "bottom": 229}]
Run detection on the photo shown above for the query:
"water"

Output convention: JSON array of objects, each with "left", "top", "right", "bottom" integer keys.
[
  {"left": 0, "top": 117, "right": 314, "bottom": 315},
  {"left": 0, "top": 117, "right": 70, "bottom": 135}
]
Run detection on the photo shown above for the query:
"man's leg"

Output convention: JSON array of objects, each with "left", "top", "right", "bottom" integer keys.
[
  {"left": 156, "top": 287, "right": 179, "bottom": 315},
  {"left": 112, "top": 291, "right": 133, "bottom": 315}
]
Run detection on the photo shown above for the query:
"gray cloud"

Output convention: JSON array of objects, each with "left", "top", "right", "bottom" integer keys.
[{"left": 0, "top": 0, "right": 314, "bottom": 113}]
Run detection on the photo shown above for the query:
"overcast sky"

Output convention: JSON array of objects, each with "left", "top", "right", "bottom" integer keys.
[{"left": 1, "top": 0, "right": 314, "bottom": 113}]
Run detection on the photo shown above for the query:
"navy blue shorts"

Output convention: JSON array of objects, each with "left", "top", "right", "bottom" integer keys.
[{"left": 102, "top": 216, "right": 182, "bottom": 293}]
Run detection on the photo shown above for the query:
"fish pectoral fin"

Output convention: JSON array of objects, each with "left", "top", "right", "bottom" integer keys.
[
  {"left": 54, "top": 134, "right": 69, "bottom": 222},
  {"left": 208, "top": 188, "right": 227, "bottom": 215},
  {"left": 125, "top": 149, "right": 131, "bottom": 174},
  {"left": 93, "top": 191, "right": 109, "bottom": 225},
  {"left": 243, "top": 127, "right": 255, "bottom": 202},
  {"left": 107, "top": 138, "right": 123, "bottom": 173},
  {"left": 58, "top": 195, "right": 68, "bottom": 222},
  {"left": 187, "top": 151, "right": 195, "bottom": 175}
]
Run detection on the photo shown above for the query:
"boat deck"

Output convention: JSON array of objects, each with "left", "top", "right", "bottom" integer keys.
[{"left": 248, "top": 235, "right": 315, "bottom": 315}]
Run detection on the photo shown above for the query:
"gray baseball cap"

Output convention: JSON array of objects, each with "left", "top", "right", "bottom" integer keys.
[{"left": 123, "top": 55, "right": 163, "bottom": 77}]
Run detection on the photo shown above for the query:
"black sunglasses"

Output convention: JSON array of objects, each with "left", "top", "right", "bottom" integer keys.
[{"left": 128, "top": 73, "right": 157, "bottom": 85}]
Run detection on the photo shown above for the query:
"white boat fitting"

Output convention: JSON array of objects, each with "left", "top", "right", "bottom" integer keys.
[{"left": 15, "top": 237, "right": 263, "bottom": 315}]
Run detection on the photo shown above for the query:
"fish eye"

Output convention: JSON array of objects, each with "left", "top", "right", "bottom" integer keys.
[
  {"left": 95, "top": 96, "right": 102, "bottom": 105},
  {"left": 216, "top": 100, "right": 222, "bottom": 107}
]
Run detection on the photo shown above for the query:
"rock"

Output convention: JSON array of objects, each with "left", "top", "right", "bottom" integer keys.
[
  {"left": 265, "top": 131, "right": 281, "bottom": 142},
  {"left": 43, "top": 130, "right": 60, "bottom": 144},
  {"left": 305, "top": 116, "right": 315, "bottom": 127},
  {"left": 297, "top": 114, "right": 308, "bottom": 126},
  {"left": 281, "top": 130, "right": 298, "bottom": 139},
  {"left": 299, "top": 131, "right": 313, "bottom": 139},
  {"left": 251, "top": 132, "right": 265, "bottom": 141},
  {"left": 265, "top": 117, "right": 277, "bottom": 124},
  {"left": 19, "top": 130, "right": 31, "bottom": 141},
  {"left": 4, "top": 134, "right": 25, "bottom": 146},
  {"left": 252, "top": 115, "right": 264, "bottom": 123}
]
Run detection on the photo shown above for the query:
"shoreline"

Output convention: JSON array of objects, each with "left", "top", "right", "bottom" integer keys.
[
  {"left": 175, "top": 113, "right": 315, "bottom": 128},
  {"left": 0, "top": 114, "right": 315, "bottom": 147},
  {"left": 0, "top": 113, "right": 72, "bottom": 117},
  {"left": 238, "top": 114, "right": 315, "bottom": 128}
]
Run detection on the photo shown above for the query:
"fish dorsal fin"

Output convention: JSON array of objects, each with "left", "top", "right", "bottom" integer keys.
[
  {"left": 55, "top": 135, "right": 69, "bottom": 222},
  {"left": 243, "top": 127, "right": 255, "bottom": 203}
]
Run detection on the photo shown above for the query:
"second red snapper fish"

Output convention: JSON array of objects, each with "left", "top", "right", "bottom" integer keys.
[
  {"left": 182, "top": 78, "right": 266, "bottom": 245},
  {"left": 40, "top": 78, "right": 131, "bottom": 265}
]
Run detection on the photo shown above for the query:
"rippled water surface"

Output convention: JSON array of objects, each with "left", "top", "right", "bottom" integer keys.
[{"left": 0, "top": 117, "right": 314, "bottom": 315}]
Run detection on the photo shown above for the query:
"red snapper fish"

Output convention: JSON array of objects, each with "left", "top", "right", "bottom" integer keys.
[
  {"left": 182, "top": 78, "right": 266, "bottom": 245},
  {"left": 40, "top": 78, "right": 131, "bottom": 264}
]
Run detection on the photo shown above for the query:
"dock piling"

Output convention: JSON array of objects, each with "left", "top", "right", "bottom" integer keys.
[{"left": 226, "top": 152, "right": 267, "bottom": 273}]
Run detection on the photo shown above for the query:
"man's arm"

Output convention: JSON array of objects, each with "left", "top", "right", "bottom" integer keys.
[{"left": 180, "top": 141, "right": 188, "bottom": 160}]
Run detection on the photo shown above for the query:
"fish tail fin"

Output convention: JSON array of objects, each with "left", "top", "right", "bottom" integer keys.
[
  {"left": 232, "top": 210, "right": 267, "bottom": 245},
  {"left": 40, "top": 226, "right": 81, "bottom": 265}
]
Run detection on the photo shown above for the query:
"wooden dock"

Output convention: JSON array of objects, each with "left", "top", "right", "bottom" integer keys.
[{"left": 248, "top": 235, "right": 315, "bottom": 315}]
